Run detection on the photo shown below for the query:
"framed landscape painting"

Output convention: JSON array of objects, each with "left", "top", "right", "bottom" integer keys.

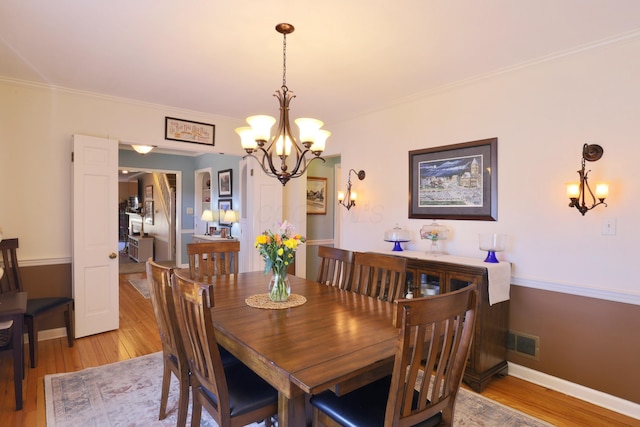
[
  {"left": 306, "top": 177, "right": 327, "bottom": 215},
  {"left": 408, "top": 138, "right": 498, "bottom": 221}
]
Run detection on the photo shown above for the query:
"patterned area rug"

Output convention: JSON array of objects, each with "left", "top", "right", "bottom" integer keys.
[
  {"left": 44, "top": 352, "right": 553, "bottom": 427},
  {"left": 128, "top": 278, "right": 150, "bottom": 299}
]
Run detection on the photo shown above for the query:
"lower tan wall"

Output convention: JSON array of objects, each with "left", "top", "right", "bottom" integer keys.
[
  {"left": 509, "top": 285, "right": 640, "bottom": 404},
  {"left": 21, "top": 263, "right": 72, "bottom": 330},
  {"left": 22, "top": 264, "right": 640, "bottom": 405}
]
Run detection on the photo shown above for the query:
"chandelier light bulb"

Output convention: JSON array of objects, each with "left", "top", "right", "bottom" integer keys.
[{"left": 246, "top": 115, "right": 276, "bottom": 143}]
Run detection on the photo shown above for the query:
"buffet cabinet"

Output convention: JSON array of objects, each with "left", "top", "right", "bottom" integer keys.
[
  {"left": 390, "top": 251, "right": 509, "bottom": 392},
  {"left": 128, "top": 235, "right": 154, "bottom": 263}
]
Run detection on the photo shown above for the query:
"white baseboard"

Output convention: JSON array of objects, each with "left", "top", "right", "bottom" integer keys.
[
  {"left": 23, "top": 327, "right": 69, "bottom": 344},
  {"left": 508, "top": 363, "right": 640, "bottom": 420}
]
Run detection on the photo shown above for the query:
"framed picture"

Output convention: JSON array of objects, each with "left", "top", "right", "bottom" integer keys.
[
  {"left": 306, "top": 177, "right": 328, "bottom": 215},
  {"left": 145, "top": 185, "right": 153, "bottom": 200},
  {"left": 218, "top": 199, "right": 232, "bottom": 225},
  {"left": 164, "top": 116, "right": 215, "bottom": 146},
  {"left": 144, "top": 201, "right": 154, "bottom": 225},
  {"left": 218, "top": 169, "right": 232, "bottom": 197},
  {"left": 409, "top": 138, "right": 498, "bottom": 221}
]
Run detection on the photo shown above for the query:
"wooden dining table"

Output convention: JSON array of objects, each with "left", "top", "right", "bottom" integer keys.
[
  {"left": 0, "top": 291, "right": 27, "bottom": 411},
  {"left": 175, "top": 269, "right": 399, "bottom": 427}
]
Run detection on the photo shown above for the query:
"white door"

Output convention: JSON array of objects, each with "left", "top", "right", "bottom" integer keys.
[
  {"left": 72, "top": 134, "right": 119, "bottom": 337},
  {"left": 238, "top": 158, "right": 283, "bottom": 273}
]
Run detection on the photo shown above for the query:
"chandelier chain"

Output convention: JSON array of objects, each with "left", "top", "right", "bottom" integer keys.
[{"left": 282, "top": 33, "right": 287, "bottom": 91}]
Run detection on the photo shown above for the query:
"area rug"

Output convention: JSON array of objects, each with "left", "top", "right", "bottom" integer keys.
[
  {"left": 128, "top": 278, "right": 150, "bottom": 299},
  {"left": 44, "top": 352, "right": 553, "bottom": 427}
]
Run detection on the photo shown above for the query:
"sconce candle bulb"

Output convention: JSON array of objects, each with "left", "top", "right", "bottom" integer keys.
[{"left": 567, "top": 143, "right": 608, "bottom": 216}]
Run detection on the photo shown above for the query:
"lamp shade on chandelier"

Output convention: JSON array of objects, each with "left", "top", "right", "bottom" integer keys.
[{"left": 236, "top": 23, "right": 328, "bottom": 186}]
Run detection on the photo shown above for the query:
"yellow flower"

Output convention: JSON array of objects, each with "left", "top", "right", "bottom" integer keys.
[
  {"left": 277, "top": 248, "right": 284, "bottom": 256},
  {"left": 256, "top": 235, "right": 267, "bottom": 245}
]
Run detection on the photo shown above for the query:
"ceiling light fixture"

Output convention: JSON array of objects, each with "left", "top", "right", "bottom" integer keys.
[
  {"left": 236, "top": 23, "right": 328, "bottom": 186},
  {"left": 131, "top": 145, "right": 155, "bottom": 155},
  {"left": 566, "top": 143, "right": 608, "bottom": 216}
]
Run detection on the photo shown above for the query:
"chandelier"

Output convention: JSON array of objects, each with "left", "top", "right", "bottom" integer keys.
[{"left": 236, "top": 23, "right": 328, "bottom": 186}]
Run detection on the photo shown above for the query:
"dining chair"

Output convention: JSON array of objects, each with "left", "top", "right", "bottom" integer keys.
[
  {"left": 171, "top": 270, "right": 278, "bottom": 427},
  {"left": 316, "top": 246, "right": 354, "bottom": 290},
  {"left": 146, "top": 259, "right": 190, "bottom": 427},
  {"left": 187, "top": 241, "right": 240, "bottom": 283},
  {"left": 310, "top": 284, "right": 478, "bottom": 427},
  {"left": 0, "top": 238, "right": 74, "bottom": 368},
  {"left": 350, "top": 252, "right": 408, "bottom": 302}
]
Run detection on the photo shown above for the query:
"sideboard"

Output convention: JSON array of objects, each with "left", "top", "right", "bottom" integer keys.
[{"left": 383, "top": 250, "right": 510, "bottom": 392}]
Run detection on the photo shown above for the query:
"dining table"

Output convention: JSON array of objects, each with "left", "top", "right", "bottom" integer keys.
[
  {"left": 175, "top": 269, "right": 400, "bottom": 427},
  {"left": 0, "top": 291, "right": 27, "bottom": 411}
]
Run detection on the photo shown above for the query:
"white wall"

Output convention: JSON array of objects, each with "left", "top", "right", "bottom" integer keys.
[
  {"left": 0, "top": 79, "right": 244, "bottom": 261},
  {"left": 330, "top": 37, "right": 640, "bottom": 299}
]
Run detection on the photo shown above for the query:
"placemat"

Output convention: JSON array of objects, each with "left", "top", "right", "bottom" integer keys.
[{"left": 245, "top": 293, "right": 307, "bottom": 309}]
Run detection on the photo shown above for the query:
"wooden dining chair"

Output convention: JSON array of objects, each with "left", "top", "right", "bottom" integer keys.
[
  {"left": 0, "top": 238, "right": 74, "bottom": 368},
  {"left": 351, "top": 252, "right": 408, "bottom": 302},
  {"left": 171, "top": 270, "right": 278, "bottom": 427},
  {"left": 187, "top": 241, "right": 240, "bottom": 283},
  {"left": 146, "top": 259, "right": 190, "bottom": 427},
  {"left": 316, "top": 246, "right": 354, "bottom": 290},
  {"left": 310, "top": 284, "right": 478, "bottom": 427}
]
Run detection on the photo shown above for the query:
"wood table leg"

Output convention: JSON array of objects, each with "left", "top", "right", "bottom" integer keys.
[{"left": 278, "top": 391, "right": 307, "bottom": 426}]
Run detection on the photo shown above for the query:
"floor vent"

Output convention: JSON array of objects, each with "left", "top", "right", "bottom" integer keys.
[{"left": 507, "top": 331, "right": 540, "bottom": 360}]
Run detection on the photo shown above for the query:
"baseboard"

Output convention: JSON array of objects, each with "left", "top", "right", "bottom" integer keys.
[
  {"left": 23, "top": 327, "right": 69, "bottom": 344},
  {"left": 508, "top": 362, "right": 640, "bottom": 420}
]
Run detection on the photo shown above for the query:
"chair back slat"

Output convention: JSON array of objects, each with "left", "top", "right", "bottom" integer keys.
[
  {"left": 352, "top": 252, "right": 407, "bottom": 302},
  {"left": 316, "top": 246, "right": 354, "bottom": 290},
  {"left": 171, "top": 270, "right": 230, "bottom": 421},
  {"left": 187, "top": 241, "right": 240, "bottom": 283},
  {"left": 388, "top": 285, "right": 478, "bottom": 426},
  {"left": 0, "top": 238, "right": 24, "bottom": 294}
]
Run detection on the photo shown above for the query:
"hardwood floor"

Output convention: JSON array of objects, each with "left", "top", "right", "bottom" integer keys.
[{"left": 0, "top": 272, "right": 637, "bottom": 426}]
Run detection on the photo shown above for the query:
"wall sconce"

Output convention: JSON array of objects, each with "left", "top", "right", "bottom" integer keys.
[
  {"left": 566, "top": 143, "right": 608, "bottom": 216},
  {"left": 338, "top": 169, "right": 365, "bottom": 210}
]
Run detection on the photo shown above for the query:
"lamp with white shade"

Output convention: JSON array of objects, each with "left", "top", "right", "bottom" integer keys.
[{"left": 201, "top": 209, "right": 215, "bottom": 235}]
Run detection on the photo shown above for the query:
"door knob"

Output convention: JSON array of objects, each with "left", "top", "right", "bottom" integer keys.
[{"left": 109, "top": 252, "right": 117, "bottom": 259}]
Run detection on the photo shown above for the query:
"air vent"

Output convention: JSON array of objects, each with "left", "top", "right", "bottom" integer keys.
[{"left": 507, "top": 331, "right": 540, "bottom": 360}]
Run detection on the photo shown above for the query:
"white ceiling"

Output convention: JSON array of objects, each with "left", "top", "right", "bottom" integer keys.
[{"left": 2, "top": 1, "right": 640, "bottom": 125}]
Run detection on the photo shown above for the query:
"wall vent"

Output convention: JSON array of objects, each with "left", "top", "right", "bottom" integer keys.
[{"left": 507, "top": 331, "right": 540, "bottom": 360}]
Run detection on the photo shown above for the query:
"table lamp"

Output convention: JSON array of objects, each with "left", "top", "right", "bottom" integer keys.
[
  {"left": 201, "top": 209, "right": 215, "bottom": 235},
  {"left": 222, "top": 210, "right": 239, "bottom": 238},
  {"left": 384, "top": 225, "right": 411, "bottom": 251}
]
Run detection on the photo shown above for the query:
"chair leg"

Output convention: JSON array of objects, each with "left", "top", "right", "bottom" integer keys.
[
  {"left": 64, "top": 303, "right": 74, "bottom": 347},
  {"left": 176, "top": 371, "right": 190, "bottom": 427},
  {"left": 159, "top": 362, "right": 171, "bottom": 419},
  {"left": 191, "top": 394, "right": 203, "bottom": 427},
  {"left": 25, "top": 316, "right": 37, "bottom": 368}
]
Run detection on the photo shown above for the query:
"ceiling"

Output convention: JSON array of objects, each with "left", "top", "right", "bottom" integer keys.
[{"left": 2, "top": 1, "right": 640, "bottom": 125}]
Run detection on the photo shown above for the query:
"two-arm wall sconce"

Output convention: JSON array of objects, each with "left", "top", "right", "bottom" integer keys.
[
  {"left": 566, "top": 143, "right": 608, "bottom": 216},
  {"left": 338, "top": 169, "right": 366, "bottom": 210}
]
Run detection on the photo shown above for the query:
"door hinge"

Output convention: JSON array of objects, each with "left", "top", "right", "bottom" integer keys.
[{"left": 71, "top": 152, "right": 74, "bottom": 162}]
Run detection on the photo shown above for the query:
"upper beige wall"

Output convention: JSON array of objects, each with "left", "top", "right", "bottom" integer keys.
[
  {"left": 332, "top": 36, "right": 640, "bottom": 297},
  {"left": 0, "top": 81, "right": 244, "bottom": 261}
]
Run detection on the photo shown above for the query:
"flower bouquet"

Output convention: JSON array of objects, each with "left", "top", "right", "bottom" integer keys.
[{"left": 255, "top": 221, "right": 306, "bottom": 301}]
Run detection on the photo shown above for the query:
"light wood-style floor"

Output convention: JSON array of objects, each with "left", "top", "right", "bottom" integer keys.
[{"left": 0, "top": 272, "right": 638, "bottom": 426}]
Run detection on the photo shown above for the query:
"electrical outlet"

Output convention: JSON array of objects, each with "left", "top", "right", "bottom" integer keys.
[{"left": 602, "top": 218, "right": 616, "bottom": 236}]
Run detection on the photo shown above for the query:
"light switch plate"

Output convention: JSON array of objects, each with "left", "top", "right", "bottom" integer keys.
[
  {"left": 602, "top": 218, "right": 616, "bottom": 235},
  {"left": 186, "top": 207, "right": 194, "bottom": 214}
]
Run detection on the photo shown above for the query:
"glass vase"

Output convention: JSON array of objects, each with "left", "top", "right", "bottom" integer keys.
[{"left": 268, "top": 270, "right": 291, "bottom": 302}]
